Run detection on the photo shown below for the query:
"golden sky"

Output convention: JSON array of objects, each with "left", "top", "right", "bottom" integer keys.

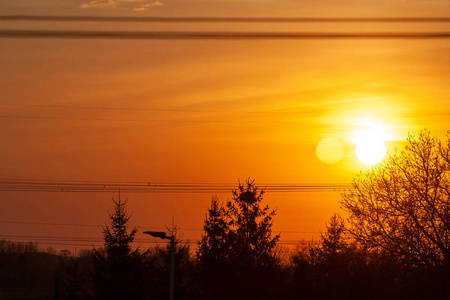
[{"left": 1, "top": 0, "right": 450, "bottom": 251}]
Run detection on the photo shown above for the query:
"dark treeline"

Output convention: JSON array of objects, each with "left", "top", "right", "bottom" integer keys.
[
  {"left": 1, "top": 212, "right": 448, "bottom": 300},
  {"left": 2, "top": 129, "right": 450, "bottom": 299}
]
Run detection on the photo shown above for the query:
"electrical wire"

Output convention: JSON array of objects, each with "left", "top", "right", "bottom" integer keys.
[
  {"left": 2, "top": 30, "right": 450, "bottom": 40},
  {"left": 2, "top": 15, "right": 450, "bottom": 23},
  {"left": 0, "top": 220, "right": 320, "bottom": 234},
  {"left": 0, "top": 234, "right": 319, "bottom": 247},
  {"left": 0, "top": 114, "right": 262, "bottom": 124},
  {"left": 0, "top": 178, "right": 351, "bottom": 193},
  {"left": 0, "top": 102, "right": 264, "bottom": 114}
]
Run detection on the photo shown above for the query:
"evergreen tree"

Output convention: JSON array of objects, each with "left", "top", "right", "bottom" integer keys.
[
  {"left": 197, "top": 179, "right": 282, "bottom": 300},
  {"left": 313, "top": 213, "right": 348, "bottom": 263},
  {"left": 92, "top": 197, "right": 145, "bottom": 300},
  {"left": 226, "top": 179, "right": 280, "bottom": 268},
  {"left": 197, "top": 197, "right": 230, "bottom": 299},
  {"left": 308, "top": 214, "right": 367, "bottom": 300},
  {"left": 59, "top": 255, "right": 93, "bottom": 300},
  {"left": 197, "top": 196, "right": 229, "bottom": 265}
]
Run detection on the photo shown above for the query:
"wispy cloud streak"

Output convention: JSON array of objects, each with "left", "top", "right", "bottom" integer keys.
[
  {"left": 79, "top": 0, "right": 163, "bottom": 10},
  {"left": 2, "top": 16, "right": 450, "bottom": 23},
  {"left": 80, "top": 0, "right": 117, "bottom": 9}
]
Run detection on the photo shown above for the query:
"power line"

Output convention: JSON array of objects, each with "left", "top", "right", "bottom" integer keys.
[
  {"left": 2, "top": 15, "right": 450, "bottom": 23},
  {"left": 0, "top": 220, "right": 101, "bottom": 228},
  {"left": 0, "top": 102, "right": 263, "bottom": 114},
  {"left": 2, "top": 30, "right": 450, "bottom": 40},
  {"left": 0, "top": 102, "right": 300, "bottom": 116},
  {"left": 0, "top": 220, "right": 320, "bottom": 234},
  {"left": 0, "top": 178, "right": 351, "bottom": 193},
  {"left": 0, "top": 114, "right": 261, "bottom": 123},
  {"left": 0, "top": 220, "right": 193, "bottom": 232},
  {"left": 2, "top": 240, "right": 318, "bottom": 249},
  {"left": 0, "top": 234, "right": 319, "bottom": 246}
]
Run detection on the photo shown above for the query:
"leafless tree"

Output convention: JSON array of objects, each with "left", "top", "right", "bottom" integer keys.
[{"left": 341, "top": 129, "right": 450, "bottom": 268}]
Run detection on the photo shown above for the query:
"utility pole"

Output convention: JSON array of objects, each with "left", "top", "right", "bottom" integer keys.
[{"left": 144, "top": 231, "right": 175, "bottom": 300}]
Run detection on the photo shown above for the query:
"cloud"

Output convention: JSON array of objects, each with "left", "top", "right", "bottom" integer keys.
[
  {"left": 79, "top": 0, "right": 163, "bottom": 10},
  {"left": 132, "top": 1, "right": 164, "bottom": 11},
  {"left": 80, "top": 0, "right": 117, "bottom": 9}
]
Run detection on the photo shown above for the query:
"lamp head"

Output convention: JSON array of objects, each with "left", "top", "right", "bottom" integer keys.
[{"left": 144, "top": 231, "right": 167, "bottom": 239}]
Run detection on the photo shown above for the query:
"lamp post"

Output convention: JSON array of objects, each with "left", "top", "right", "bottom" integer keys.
[{"left": 144, "top": 231, "right": 175, "bottom": 300}]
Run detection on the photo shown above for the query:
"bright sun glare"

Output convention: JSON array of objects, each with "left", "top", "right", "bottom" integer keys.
[
  {"left": 354, "top": 124, "right": 388, "bottom": 165},
  {"left": 356, "top": 136, "right": 386, "bottom": 165}
]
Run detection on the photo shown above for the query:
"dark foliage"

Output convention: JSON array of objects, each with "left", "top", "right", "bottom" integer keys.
[
  {"left": 340, "top": 129, "right": 450, "bottom": 298},
  {"left": 342, "top": 130, "right": 450, "bottom": 268},
  {"left": 197, "top": 179, "right": 284, "bottom": 300},
  {"left": 286, "top": 210, "right": 450, "bottom": 300},
  {"left": 56, "top": 250, "right": 95, "bottom": 300},
  {"left": 92, "top": 197, "right": 146, "bottom": 300},
  {"left": 0, "top": 241, "right": 59, "bottom": 299},
  {"left": 144, "top": 230, "right": 200, "bottom": 300}
]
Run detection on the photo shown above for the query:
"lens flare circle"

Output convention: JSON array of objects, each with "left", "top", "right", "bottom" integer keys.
[{"left": 316, "top": 137, "right": 345, "bottom": 164}]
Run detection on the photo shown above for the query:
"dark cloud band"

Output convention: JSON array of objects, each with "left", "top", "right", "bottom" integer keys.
[
  {"left": 1, "top": 15, "right": 450, "bottom": 23},
  {"left": 1, "top": 30, "right": 450, "bottom": 39}
]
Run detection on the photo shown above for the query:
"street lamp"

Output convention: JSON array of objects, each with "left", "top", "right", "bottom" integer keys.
[{"left": 144, "top": 231, "right": 175, "bottom": 300}]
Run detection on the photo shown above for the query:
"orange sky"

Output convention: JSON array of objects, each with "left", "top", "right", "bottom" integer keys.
[{"left": 1, "top": 0, "right": 450, "bottom": 252}]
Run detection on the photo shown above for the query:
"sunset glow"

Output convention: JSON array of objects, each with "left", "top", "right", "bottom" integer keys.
[
  {"left": 0, "top": 0, "right": 450, "bottom": 260},
  {"left": 2, "top": 1, "right": 450, "bottom": 297}
]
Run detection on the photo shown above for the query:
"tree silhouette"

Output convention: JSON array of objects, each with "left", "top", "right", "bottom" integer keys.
[
  {"left": 312, "top": 213, "right": 348, "bottom": 263},
  {"left": 307, "top": 214, "right": 366, "bottom": 300},
  {"left": 196, "top": 196, "right": 230, "bottom": 299},
  {"left": 197, "top": 196, "right": 229, "bottom": 264},
  {"left": 198, "top": 180, "right": 280, "bottom": 267},
  {"left": 226, "top": 179, "right": 280, "bottom": 269},
  {"left": 58, "top": 254, "right": 94, "bottom": 300},
  {"left": 92, "top": 197, "right": 145, "bottom": 300},
  {"left": 197, "top": 179, "right": 282, "bottom": 300},
  {"left": 341, "top": 129, "right": 450, "bottom": 269}
]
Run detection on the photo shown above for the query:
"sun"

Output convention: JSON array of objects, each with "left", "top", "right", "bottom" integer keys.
[
  {"left": 352, "top": 119, "right": 390, "bottom": 165},
  {"left": 356, "top": 136, "right": 386, "bottom": 165}
]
